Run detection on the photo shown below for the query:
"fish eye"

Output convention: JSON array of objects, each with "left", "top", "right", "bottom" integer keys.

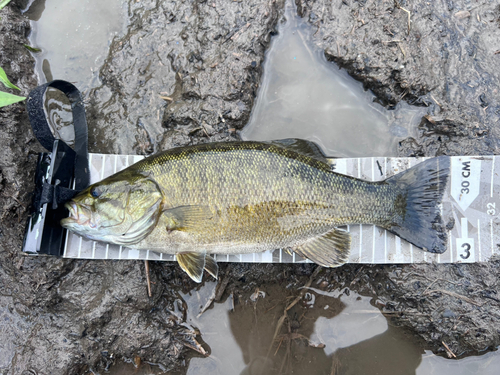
[{"left": 90, "top": 186, "right": 102, "bottom": 198}]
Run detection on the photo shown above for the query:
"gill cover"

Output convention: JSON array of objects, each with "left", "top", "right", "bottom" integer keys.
[{"left": 61, "top": 173, "right": 163, "bottom": 246}]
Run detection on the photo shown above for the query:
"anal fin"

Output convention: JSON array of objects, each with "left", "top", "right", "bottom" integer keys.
[{"left": 292, "top": 228, "right": 351, "bottom": 267}]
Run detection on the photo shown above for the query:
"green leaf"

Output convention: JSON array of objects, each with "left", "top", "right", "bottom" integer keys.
[
  {"left": 0, "top": 91, "right": 26, "bottom": 108},
  {"left": 0, "top": 0, "right": 13, "bottom": 11},
  {"left": 0, "top": 66, "right": 20, "bottom": 90},
  {"left": 23, "top": 44, "right": 41, "bottom": 53}
]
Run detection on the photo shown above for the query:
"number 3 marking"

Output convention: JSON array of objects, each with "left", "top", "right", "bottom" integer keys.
[{"left": 460, "top": 243, "right": 471, "bottom": 259}]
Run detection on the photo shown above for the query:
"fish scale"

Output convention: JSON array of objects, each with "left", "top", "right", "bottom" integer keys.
[
  {"left": 133, "top": 142, "right": 398, "bottom": 253},
  {"left": 62, "top": 140, "right": 450, "bottom": 282}
]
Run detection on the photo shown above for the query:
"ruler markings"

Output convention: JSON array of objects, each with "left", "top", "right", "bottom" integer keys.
[
  {"left": 477, "top": 219, "right": 481, "bottom": 262},
  {"left": 65, "top": 154, "right": 499, "bottom": 264},
  {"left": 101, "top": 154, "right": 106, "bottom": 180},
  {"left": 491, "top": 157, "right": 495, "bottom": 198},
  {"left": 491, "top": 219, "right": 494, "bottom": 255},
  {"left": 78, "top": 236, "right": 82, "bottom": 258}
]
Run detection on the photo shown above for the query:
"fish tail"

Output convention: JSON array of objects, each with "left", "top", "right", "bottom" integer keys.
[{"left": 384, "top": 156, "right": 450, "bottom": 253}]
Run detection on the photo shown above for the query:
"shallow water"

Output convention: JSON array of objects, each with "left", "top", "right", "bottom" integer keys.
[
  {"left": 108, "top": 280, "right": 499, "bottom": 375},
  {"left": 25, "top": 0, "right": 127, "bottom": 93},
  {"left": 241, "top": 1, "right": 425, "bottom": 157}
]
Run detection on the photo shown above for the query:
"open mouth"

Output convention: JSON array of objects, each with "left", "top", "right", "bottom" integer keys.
[
  {"left": 66, "top": 201, "right": 78, "bottom": 220},
  {"left": 61, "top": 201, "right": 91, "bottom": 227}
]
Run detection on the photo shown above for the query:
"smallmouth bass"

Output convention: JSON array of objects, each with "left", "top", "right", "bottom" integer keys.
[{"left": 61, "top": 139, "right": 450, "bottom": 282}]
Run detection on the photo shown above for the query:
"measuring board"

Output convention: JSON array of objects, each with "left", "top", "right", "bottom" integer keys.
[{"left": 63, "top": 154, "right": 500, "bottom": 264}]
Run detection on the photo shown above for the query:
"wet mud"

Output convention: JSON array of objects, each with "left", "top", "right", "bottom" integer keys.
[{"left": 1, "top": 0, "right": 500, "bottom": 374}]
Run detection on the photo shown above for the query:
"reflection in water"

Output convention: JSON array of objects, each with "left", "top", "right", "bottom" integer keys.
[
  {"left": 241, "top": 1, "right": 426, "bottom": 158},
  {"left": 180, "top": 282, "right": 246, "bottom": 375},
  {"left": 181, "top": 282, "right": 418, "bottom": 375},
  {"left": 416, "top": 350, "right": 500, "bottom": 375},
  {"left": 308, "top": 288, "right": 387, "bottom": 356},
  {"left": 107, "top": 279, "right": 499, "bottom": 374},
  {"left": 25, "top": 0, "right": 126, "bottom": 92}
]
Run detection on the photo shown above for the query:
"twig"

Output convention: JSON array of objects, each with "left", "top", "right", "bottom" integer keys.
[
  {"left": 350, "top": 266, "right": 365, "bottom": 286},
  {"left": 268, "top": 267, "right": 322, "bottom": 355},
  {"left": 330, "top": 355, "right": 341, "bottom": 375},
  {"left": 422, "top": 278, "right": 446, "bottom": 295},
  {"left": 424, "top": 289, "right": 483, "bottom": 306},
  {"left": 442, "top": 341, "right": 457, "bottom": 358},
  {"left": 398, "top": 42, "right": 406, "bottom": 59},
  {"left": 274, "top": 336, "right": 284, "bottom": 356},
  {"left": 145, "top": 260, "right": 152, "bottom": 298},
  {"left": 198, "top": 284, "right": 217, "bottom": 318},
  {"left": 430, "top": 94, "right": 442, "bottom": 107},
  {"left": 286, "top": 266, "right": 322, "bottom": 312},
  {"left": 200, "top": 122, "right": 210, "bottom": 138},
  {"left": 395, "top": 1, "right": 411, "bottom": 35}
]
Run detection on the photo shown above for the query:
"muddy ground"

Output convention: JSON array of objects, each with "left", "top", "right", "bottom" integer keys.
[{"left": 1, "top": 0, "right": 500, "bottom": 373}]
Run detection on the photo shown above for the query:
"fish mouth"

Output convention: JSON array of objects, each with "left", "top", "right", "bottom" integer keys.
[{"left": 61, "top": 201, "right": 91, "bottom": 228}]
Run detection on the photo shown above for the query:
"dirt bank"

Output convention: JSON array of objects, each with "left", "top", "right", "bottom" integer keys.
[{"left": 1, "top": 0, "right": 500, "bottom": 373}]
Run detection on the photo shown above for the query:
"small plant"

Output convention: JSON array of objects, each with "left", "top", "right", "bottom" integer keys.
[
  {"left": 0, "top": 67, "right": 26, "bottom": 108},
  {"left": 0, "top": 1, "right": 26, "bottom": 108},
  {"left": 0, "top": 0, "right": 13, "bottom": 11}
]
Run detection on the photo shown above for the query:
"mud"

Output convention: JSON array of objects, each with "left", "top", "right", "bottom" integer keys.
[{"left": 1, "top": 0, "right": 500, "bottom": 374}]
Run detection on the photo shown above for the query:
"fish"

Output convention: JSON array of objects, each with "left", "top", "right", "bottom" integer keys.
[{"left": 61, "top": 139, "right": 450, "bottom": 282}]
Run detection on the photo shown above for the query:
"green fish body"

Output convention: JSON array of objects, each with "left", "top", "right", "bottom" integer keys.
[{"left": 61, "top": 139, "right": 450, "bottom": 282}]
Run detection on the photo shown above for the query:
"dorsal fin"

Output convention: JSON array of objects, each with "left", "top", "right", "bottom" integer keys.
[{"left": 266, "top": 138, "right": 334, "bottom": 163}]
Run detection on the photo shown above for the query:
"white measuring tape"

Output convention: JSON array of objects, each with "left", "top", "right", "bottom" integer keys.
[{"left": 63, "top": 154, "right": 499, "bottom": 264}]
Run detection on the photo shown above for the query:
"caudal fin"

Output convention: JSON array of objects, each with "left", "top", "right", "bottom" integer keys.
[{"left": 385, "top": 156, "right": 450, "bottom": 253}]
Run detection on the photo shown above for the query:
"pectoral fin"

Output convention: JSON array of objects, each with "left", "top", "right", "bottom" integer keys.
[
  {"left": 163, "top": 205, "right": 213, "bottom": 232},
  {"left": 292, "top": 228, "right": 351, "bottom": 267},
  {"left": 176, "top": 252, "right": 218, "bottom": 282},
  {"left": 177, "top": 252, "right": 206, "bottom": 283}
]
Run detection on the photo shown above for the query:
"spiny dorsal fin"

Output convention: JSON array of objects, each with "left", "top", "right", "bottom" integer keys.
[
  {"left": 292, "top": 228, "right": 351, "bottom": 267},
  {"left": 177, "top": 252, "right": 207, "bottom": 283},
  {"left": 204, "top": 255, "right": 218, "bottom": 279},
  {"left": 163, "top": 205, "right": 212, "bottom": 232},
  {"left": 267, "top": 138, "right": 336, "bottom": 162}
]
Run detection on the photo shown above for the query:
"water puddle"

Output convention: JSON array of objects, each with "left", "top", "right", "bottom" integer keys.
[
  {"left": 24, "top": 0, "right": 127, "bottom": 93},
  {"left": 108, "top": 280, "right": 499, "bottom": 374},
  {"left": 241, "top": 1, "right": 426, "bottom": 157}
]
